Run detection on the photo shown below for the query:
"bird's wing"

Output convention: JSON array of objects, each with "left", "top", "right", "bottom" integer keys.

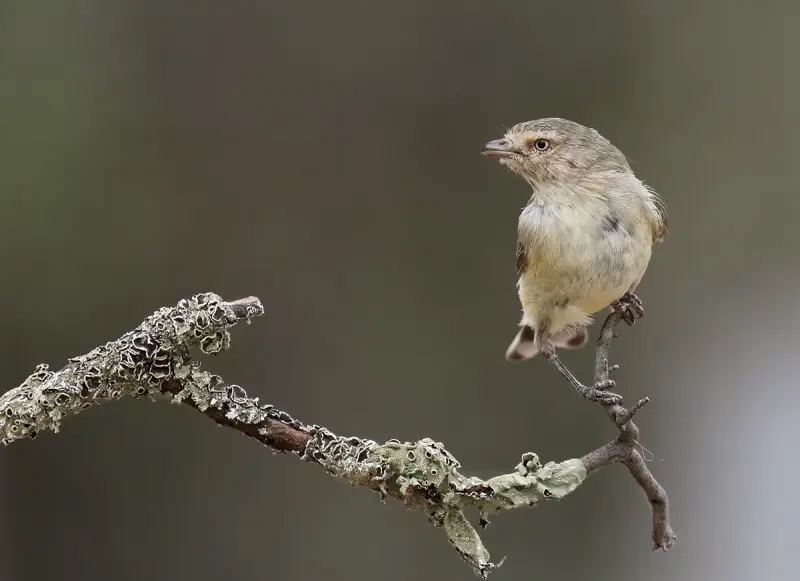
[
  {"left": 644, "top": 184, "right": 668, "bottom": 242},
  {"left": 515, "top": 239, "right": 528, "bottom": 277}
]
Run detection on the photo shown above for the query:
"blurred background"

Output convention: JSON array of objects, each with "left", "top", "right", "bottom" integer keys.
[{"left": 1, "top": 1, "right": 798, "bottom": 580}]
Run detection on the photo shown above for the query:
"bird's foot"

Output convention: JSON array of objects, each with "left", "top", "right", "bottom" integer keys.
[
  {"left": 612, "top": 293, "right": 644, "bottom": 326},
  {"left": 579, "top": 379, "right": 623, "bottom": 405},
  {"left": 544, "top": 352, "right": 623, "bottom": 406}
]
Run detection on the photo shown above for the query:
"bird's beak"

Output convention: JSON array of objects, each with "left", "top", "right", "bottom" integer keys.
[{"left": 481, "top": 138, "right": 517, "bottom": 158}]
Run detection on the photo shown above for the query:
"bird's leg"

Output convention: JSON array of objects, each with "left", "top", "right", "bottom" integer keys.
[
  {"left": 536, "top": 327, "right": 622, "bottom": 405},
  {"left": 543, "top": 352, "right": 622, "bottom": 405},
  {"left": 612, "top": 292, "right": 644, "bottom": 327}
]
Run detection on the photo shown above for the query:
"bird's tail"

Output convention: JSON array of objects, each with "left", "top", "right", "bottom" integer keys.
[{"left": 505, "top": 325, "right": 588, "bottom": 362}]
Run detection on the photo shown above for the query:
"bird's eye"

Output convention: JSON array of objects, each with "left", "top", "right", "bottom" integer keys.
[{"left": 533, "top": 138, "right": 550, "bottom": 151}]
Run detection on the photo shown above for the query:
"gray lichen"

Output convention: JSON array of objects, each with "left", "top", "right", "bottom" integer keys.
[
  {"left": 0, "top": 293, "right": 263, "bottom": 444},
  {"left": 306, "top": 436, "right": 586, "bottom": 576}
]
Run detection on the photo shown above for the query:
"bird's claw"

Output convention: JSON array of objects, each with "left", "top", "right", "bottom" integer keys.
[
  {"left": 613, "top": 293, "right": 644, "bottom": 326},
  {"left": 579, "top": 381, "right": 623, "bottom": 405},
  {"left": 595, "top": 379, "right": 616, "bottom": 391}
]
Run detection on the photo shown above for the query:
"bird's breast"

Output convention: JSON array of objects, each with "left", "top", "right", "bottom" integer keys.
[{"left": 517, "top": 202, "right": 652, "bottom": 315}]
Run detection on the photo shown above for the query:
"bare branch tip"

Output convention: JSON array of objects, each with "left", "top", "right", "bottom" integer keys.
[
  {"left": 654, "top": 528, "right": 677, "bottom": 551},
  {"left": 617, "top": 397, "right": 651, "bottom": 425}
]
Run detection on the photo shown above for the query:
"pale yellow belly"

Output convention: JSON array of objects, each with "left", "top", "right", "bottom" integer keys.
[
  {"left": 572, "top": 283, "right": 630, "bottom": 315},
  {"left": 515, "top": 203, "right": 653, "bottom": 332},
  {"left": 517, "top": 276, "right": 632, "bottom": 332}
]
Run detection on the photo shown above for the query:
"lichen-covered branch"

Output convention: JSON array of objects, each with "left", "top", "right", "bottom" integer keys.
[{"left": 0, "top": 293, "right": 674, "bottom": 577}]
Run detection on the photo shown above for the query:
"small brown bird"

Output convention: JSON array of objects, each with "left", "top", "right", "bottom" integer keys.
[{"left": 482, "top": 118, "right": 667, "bottom": 403}]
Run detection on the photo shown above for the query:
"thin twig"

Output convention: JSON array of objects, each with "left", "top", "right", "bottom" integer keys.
[{"left": 581, "top": 308, "right": 675, "bottom": 550}]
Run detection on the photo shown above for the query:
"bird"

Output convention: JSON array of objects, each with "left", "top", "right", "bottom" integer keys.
[{"left": 481, "top": 117, "right": 667, "bottom": 404}]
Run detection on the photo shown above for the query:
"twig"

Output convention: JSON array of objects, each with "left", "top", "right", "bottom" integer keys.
[
  {"left": 581, "top": 309, "right": 676, "bottom": 551},
  {"left": 0, "top": 293, "right": 675, "bottom": 576}
]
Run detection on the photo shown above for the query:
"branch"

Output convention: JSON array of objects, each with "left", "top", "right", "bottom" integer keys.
[{"left": 0, "top": 293, "right": 675, "bottom": 576}]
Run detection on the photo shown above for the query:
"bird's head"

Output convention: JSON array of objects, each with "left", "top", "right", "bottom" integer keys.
[{"left": 481, "top": 117, "right": 630, "bottom": 189}]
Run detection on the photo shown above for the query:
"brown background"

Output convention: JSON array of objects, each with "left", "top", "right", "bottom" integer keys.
[{"left": 1, "top": 2, "right": 798, "bottom": 580}]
